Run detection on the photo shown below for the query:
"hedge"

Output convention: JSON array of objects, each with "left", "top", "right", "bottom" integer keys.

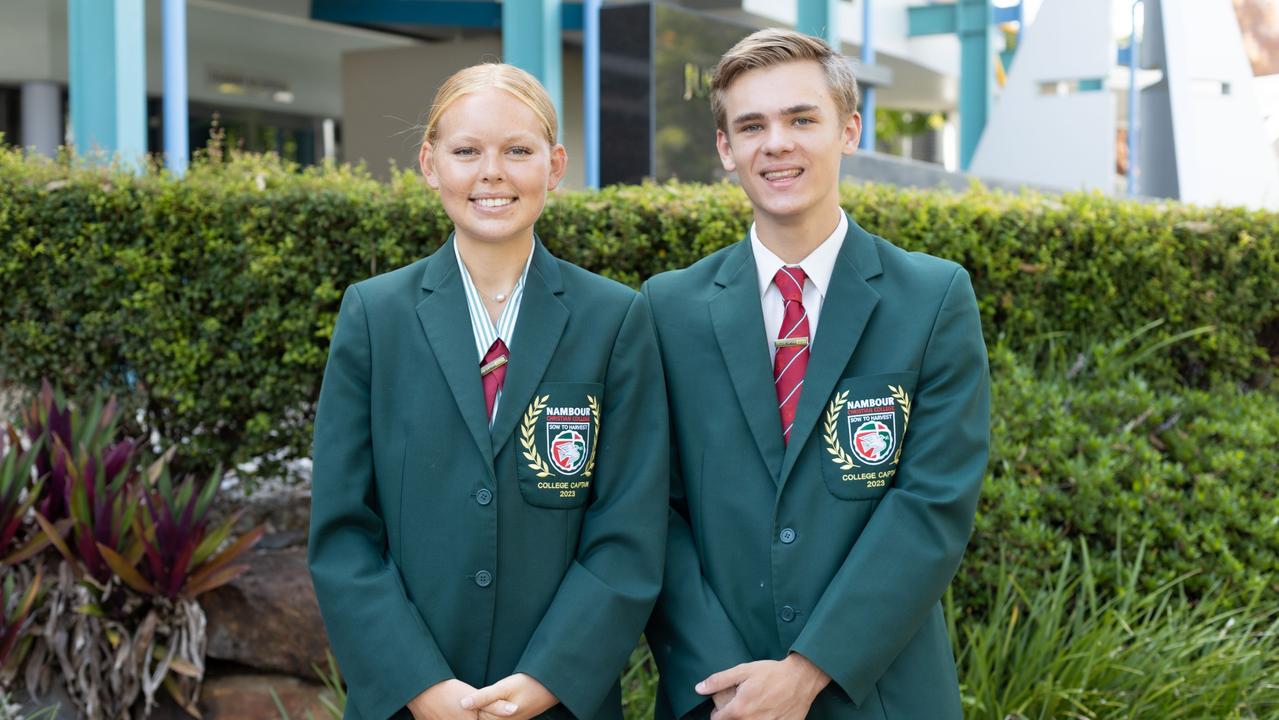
[
  {"left": 0, "top": 147, "right": 1276, "bottom": 482},
  {"left": 959, "top": 344, "right": 1279, "bottom": 613}
]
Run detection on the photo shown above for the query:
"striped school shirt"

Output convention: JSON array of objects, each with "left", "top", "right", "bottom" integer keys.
[{"left": 454, "top": 240, "right": 534, "bottom": 424}]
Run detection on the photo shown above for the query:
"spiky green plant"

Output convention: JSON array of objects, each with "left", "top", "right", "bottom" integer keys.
[
  {"left": 950, "top": 543, "right": 1279, "bottom": 719},
  {"left": 0, "top": 566, "right": 43, "bottom": 679},
  {"left": 0, "top": 427, "right": 44, "bottom": 564}
]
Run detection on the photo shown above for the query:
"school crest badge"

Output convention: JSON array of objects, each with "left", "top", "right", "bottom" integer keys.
[
  {"left": 521, "top": 394, "right": 601, "bottom": 478},
  {"left": 824, "top": 385, "right": 912, "bottom": 470}
]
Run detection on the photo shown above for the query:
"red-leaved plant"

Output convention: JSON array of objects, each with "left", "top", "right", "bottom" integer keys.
[
  {"left": 27, "top": 388, "right": 142, "bottom": 585},
  {"left": 99, "top": 462, "right": 264, "bottom": 600},
  {"left": 22, "top": 381, "right": 74, "bottom": 525}
]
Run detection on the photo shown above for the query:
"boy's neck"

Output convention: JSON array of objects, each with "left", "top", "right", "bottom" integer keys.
[{"left": 754, "top": 205, "right": 844, "bottom": 265}]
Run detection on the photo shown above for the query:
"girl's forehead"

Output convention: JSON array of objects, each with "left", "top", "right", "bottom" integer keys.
[{"left": 435, "top": 90, "right": 547, "bottom": 140}]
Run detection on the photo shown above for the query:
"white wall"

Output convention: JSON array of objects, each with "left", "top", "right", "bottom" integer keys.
[{"left": 342, "top": 41, "right": 587, "bottom": 188}]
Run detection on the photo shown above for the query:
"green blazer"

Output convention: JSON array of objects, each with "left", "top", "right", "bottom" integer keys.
[
  {"left": 643, "top": 215, "right": 990, "bottom": 720},
  {"left": 308, "top": 238, "right": 668, "bottom": 720}
]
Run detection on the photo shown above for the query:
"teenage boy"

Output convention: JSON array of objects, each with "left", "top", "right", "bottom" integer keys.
[{"left": 643, "top": 28, "right": 990, "bottom": 720}]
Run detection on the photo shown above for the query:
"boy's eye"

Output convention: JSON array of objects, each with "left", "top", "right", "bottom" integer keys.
[
  {"left": 794, "top": 117, "right": 814, "bottom": 126},
  {"left": 740, "top": 123, "right": 763, "bottom": 133}
]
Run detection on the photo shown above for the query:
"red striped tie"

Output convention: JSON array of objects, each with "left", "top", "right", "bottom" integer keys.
[
  {"left": 481, "top": 338, "right": 509, "bottom": 423},
  {"left": 773, "top": 267, "right": 810, "bottom": 444}
]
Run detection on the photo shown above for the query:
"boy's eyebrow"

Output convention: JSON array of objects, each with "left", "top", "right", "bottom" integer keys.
[
  {"left": 782, "top": 103, "right": 820, "bottom": 116},
  {"left": 731, "top": 104, "right": 821, "bottom": 126}
]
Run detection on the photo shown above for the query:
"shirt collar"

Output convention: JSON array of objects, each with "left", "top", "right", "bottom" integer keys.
[
  {"left": 751, "top": 210, "right": 848, "bottom": 300},
  {"left": 454, "top": 237, "right": 535, "bottom": 351}
]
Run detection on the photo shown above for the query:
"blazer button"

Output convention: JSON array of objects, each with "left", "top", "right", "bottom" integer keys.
[
  {"left": 779, "top": 528, "right": 796, "bottom": 544},
  {"left": 476, "top": 488, "right": 493, "bottom": 506},
  {"left": 780, "top": 605, "right": 796, "bottom": 622},
  {"left": 475, "top": 570, "right": 493, "bottom": 588}
]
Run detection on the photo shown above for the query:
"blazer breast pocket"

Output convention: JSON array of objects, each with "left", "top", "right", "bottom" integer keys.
[
  {"left": 515, "top": 381, "right": 603, "bottom": 509},
  {"left": 818, "top": 371, "right": 919, "bottom": 501}
]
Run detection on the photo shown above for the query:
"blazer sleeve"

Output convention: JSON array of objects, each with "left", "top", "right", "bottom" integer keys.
[
  {"left": 513, "top": 292, "right": 670, "bottom": 719},
  {"left": 789, "top": 267, "right": 990, "bottom": 707},
  {"left": 640, "top": 282, "right": 755, "bottom": 720},
  {"left": 308, "top": 285, "right": 455, "bottom": 720}
]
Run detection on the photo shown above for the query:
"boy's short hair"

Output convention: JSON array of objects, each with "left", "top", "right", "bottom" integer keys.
[{"left": 710, "top": 28, "right": 860, "bottom": 132}]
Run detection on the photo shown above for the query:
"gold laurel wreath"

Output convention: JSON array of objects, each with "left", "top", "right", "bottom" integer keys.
[
  {"left": 582, "top": 395, "right": 601, "bottom": 477},
  {"left": 823, "top": 390, "right": 858, "bottom": 470},
  {"left": 520, "top": 394, "right": 554, "bottom": 478},
  {"left": 888, "top": 385, "right": 912, "bottom": 464}
]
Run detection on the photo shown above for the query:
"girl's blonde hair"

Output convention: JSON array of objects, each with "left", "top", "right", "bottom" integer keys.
[{"left": 423, "top": 63, "right": 558, "bottom": 146}]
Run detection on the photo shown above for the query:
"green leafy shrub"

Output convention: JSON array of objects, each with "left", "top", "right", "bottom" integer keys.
[
  {"left": 2, "top": 149, "right": 1276, "bottom": 483},
  {"left": 958, "top": 345, "right": 1279, "bottom": 614}
]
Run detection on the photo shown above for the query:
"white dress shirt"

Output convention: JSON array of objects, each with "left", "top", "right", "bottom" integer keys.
[
  {"left": 455, "top": 239, "right": 534, "bottom": 423},
  {"left": 750, "top": 211, "right": 848, "bottom": 363}
]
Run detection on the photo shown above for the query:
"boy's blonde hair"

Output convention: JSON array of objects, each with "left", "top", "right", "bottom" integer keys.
[
  {"left": 423, "top": 63, "right": 558, "bottom": 146},
  {"left": 710, "top": 28, "right": 860, "bottom": 132}
]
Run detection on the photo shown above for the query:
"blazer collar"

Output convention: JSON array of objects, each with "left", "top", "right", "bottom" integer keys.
[{"left": 415, "top": 235, "right": 567, "bottom": 472}]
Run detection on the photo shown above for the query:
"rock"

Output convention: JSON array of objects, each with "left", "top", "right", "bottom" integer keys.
[
  {"left": 202, "top": 543, "right": 330, "bottom": 679},
  {"left": 196, "top": 673, "right": 334, "bottom": 720},
  {"left": 213, "top": 482, "right": 312, "bottom": 540}
]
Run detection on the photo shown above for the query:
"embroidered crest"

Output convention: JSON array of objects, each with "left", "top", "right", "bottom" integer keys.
[
  {"left": 850, "top": 418, "right": 895, "bottom": 464},
  {"left": 521, "top": 394, "right": 601, "bottom": 478},
  {"left": 826, "top": 385, "right": 913, "bottom": 468}
]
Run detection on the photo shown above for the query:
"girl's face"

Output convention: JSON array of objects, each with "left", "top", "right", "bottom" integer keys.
[{"left": 420, "top": 87, "right": 567, "bottom": 248}]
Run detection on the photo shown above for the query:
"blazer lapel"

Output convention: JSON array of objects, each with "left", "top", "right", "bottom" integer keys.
[
  {"left": 709, "top": 240, "right": 786, "bottom": 484},
  {"left": 780, "top": 216, "right": 884, "bottom": 486},
  {"left": 489, "top": 239, "right": 569, "bottom": 452},
  {"left": 416, "top": 236, "right": 495, "bottom": 477}
]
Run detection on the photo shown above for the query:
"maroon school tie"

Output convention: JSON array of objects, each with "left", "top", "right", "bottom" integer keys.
[
  {"left": 481, "top": 338, "right": 509, "bottom": 423},
  {"left": 773, "top": 267, "right": 810, "bottom": 444}
]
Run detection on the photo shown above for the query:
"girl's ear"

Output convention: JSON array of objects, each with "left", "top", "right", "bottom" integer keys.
[
  {"left": 419, "top": 141, "right": 440, "bottom": 189},
  {"left": 547, "top": 143, "right": 568, "bottom": 191}
]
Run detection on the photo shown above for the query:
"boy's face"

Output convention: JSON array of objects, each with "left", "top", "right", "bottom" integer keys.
[{"left": 715, "top": 60, "right": 860, "bottom": 229}]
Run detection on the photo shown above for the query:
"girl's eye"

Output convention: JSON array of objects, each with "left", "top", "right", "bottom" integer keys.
[
  {"left": 453, "top": 147, "right": 478, "bottom": 156},
  {"left": 509, "top": 147, "right": 533, "bottom": 156}
]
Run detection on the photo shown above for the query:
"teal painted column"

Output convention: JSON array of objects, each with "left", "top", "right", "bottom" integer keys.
[
  {"left": 957, "top": 0, "right": 993, "bottom": 170},
  {"left": 502, "top": 0, "right": 563, "bottom": 140},
  {"left": 797, "top": 0, "right": 838, "bottom": 46},
  {"left": 68, "top": 0, "right": 147, "bottom": 166}
]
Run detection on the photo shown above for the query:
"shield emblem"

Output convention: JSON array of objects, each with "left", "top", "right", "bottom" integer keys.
[
  {"left": 847, "top": 410, "right": 897, "bottom": 465},
  {"left": 546, "top": 412, "right": 592, "bottom": 475}
]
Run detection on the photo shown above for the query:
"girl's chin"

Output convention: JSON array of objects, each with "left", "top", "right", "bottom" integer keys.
[{"left": 453, "top": 221, "right": 537, "bottom": 246}]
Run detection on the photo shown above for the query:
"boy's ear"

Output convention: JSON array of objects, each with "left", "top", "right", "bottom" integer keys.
[
  {"left": 842, "top": 111, "right": 863, "bottom": 155},
  {"left": 716, "top": 129, "right": 736, "bottom": 173},
  {"left": 419, "top": 141, "right": 440, "bottom": 189}
]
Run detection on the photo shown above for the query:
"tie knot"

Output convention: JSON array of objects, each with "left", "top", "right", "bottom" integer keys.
[
  {"left": 773, "top": 266, "right": 807, "bottom": 303},
  {"left": 483, "top": 338, "right": 509, "bottom": 364}
]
